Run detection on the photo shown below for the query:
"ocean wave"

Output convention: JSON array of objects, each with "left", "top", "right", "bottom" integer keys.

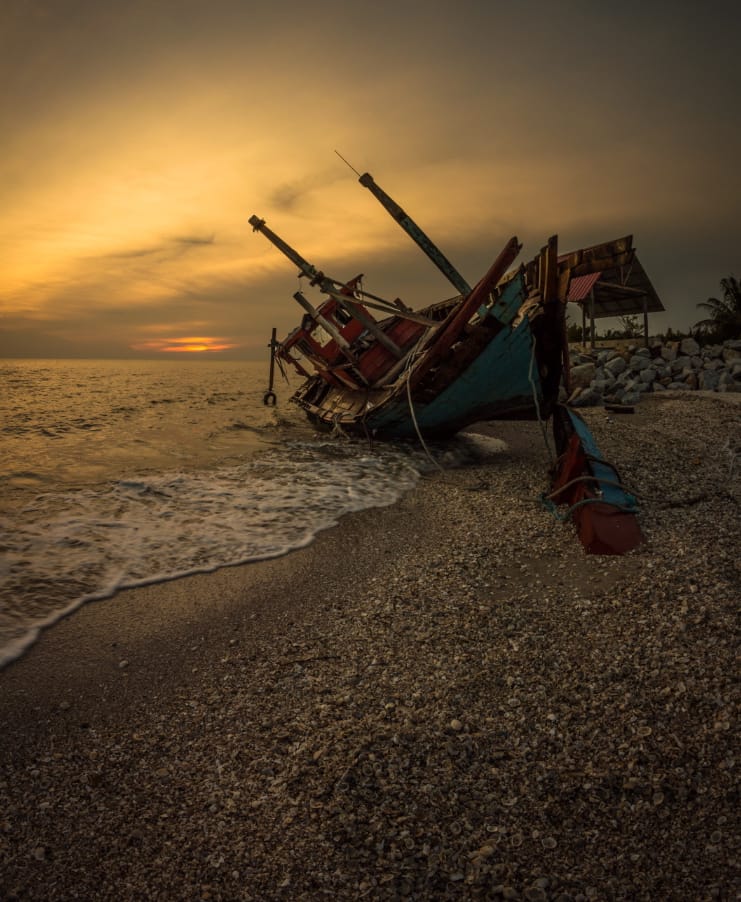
[{"left": 0, "top": 440, "right": 420, "bottom": 668}]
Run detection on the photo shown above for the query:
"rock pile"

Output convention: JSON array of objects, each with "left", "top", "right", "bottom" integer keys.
[{"left": 567, "top": 337, "right": 741, "bottom": 407}]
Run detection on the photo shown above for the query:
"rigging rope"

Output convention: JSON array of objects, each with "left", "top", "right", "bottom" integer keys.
[
  {"left": 529, "top": 335, "right": 554, "bottom": 464},
  {"left": 404, "top": 353, "right": 444, "bottom": 473},
  {"left": 546, "top": 474, "right": 642, "bottom": 502},
  {"left": 540, "top": 493, "right": 640, "bottom": 521}
]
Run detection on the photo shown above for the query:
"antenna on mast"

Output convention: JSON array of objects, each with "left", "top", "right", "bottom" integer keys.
[{"left": 334, "top": 150, "right": 362, "bottom": 178}]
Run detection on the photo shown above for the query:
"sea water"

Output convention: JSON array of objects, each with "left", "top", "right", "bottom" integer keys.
[{"left": 1, "top": 359, "right": 503, "bottom": 668}]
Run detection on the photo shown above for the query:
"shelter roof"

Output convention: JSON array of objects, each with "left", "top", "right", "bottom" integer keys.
[{"left": 561, "top": 248, "right": 664, "bottom": 319}]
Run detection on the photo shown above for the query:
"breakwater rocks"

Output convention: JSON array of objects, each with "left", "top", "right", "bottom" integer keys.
[{"left": 567, "top": 337, "right": 741, "bottom": 407}]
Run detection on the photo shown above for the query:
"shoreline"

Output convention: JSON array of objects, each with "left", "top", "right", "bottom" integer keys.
[{"left": 1, "top": 398, "right": 739, "bottom": 900}]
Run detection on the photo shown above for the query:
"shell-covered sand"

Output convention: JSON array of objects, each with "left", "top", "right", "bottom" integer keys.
[{"left": 1, "top": 395, "right": 739, "bottom": 901}]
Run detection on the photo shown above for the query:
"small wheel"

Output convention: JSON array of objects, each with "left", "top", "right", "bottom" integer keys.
[{"left": 263, "top": 390, "right": 277, "bottom": 406}]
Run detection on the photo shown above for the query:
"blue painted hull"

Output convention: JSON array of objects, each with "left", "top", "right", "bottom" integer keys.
[{"left": 366, "top": 316, "right": 540, "bottom": 438}]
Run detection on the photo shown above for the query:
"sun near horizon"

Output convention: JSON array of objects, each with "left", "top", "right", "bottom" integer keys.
[{"left": 129, "top": 337, "right": 241, "bottom": 354}]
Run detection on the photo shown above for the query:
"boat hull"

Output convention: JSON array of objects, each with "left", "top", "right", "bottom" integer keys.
[
  {"left": 549, "top": 406, "right": 643, "bottom": 555},
  {"left": 290, "top": 270, "right": 564, "bottom": 439}
]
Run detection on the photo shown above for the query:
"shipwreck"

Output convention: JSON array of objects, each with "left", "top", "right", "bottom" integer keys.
[{"left": 250, "top": 171, "right": 645, "bottom": 554}]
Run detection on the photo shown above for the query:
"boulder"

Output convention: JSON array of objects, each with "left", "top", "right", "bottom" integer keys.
[
  {"left": 605, "top": 356, "right": 628, "bottom": 376},
  {"left": 592, "top": 366, "right": 615, "bottom": 386},
  {"left": 719, "top": 380, "right": 741, "bottom": 393},
  {"left": 629, "top": 355, "right": 652, "bottom": 372},
  {"left": 698, "top": 370, "right": 721, "bottom": 391},
  {"left": 671, "top": 356, "right": 692, "bottom": 374},
  {"left": 571, "top": 353, "right": 596, "bottom": 366},
  {"left": 570, "top": 362, "right": 596, "bottom": 388},
  {"left": 680, "top": 337, "right": 700, "bottom": 356},
  {"left": 621, "top": 391, "right": 643, "bottom": 405},
  {"left": 570, "top": 387, "right": 600, "bottom": 407},
  {"left": 593, "top": 379, "right": 617, "bottom": 397},
  {"left": 624, "top": 378, "right": 652, "bottom": 394}
]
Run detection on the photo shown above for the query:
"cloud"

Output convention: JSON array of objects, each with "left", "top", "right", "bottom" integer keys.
[
  {"left": 267, "top": 168, "right": 351, "bottom": 214},
  {"left": 1, "top": 0, "right": 739, "bottom": 358},
  {"left": 103, "top": 246, "right": 162, "bottom": 260},
  {"left": 174, "top": 234, "right": 215, "bottom": 247},
  {"left": 100, "top": 236, "right": 214, "bottom": 260}
]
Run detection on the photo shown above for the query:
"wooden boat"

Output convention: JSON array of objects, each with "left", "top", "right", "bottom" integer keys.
[
  {"left": 250, "top": 172, "right": 636, "bottom": 442},
  {"left": 547, "top": 405, "right": 644, "bottom": 554}
]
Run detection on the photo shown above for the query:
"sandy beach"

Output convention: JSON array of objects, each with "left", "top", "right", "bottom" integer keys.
[{"left": 1, "top": 395, "right": 739, "bottom": 901}]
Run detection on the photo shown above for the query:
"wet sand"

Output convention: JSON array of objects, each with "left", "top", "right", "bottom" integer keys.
[{"left": 1, "top": 398, "right": 739, "bottom": 900}]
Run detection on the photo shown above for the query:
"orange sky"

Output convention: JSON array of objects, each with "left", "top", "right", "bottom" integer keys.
[{"left": 1, "top": 0, "right": 739, "bottom": 358}]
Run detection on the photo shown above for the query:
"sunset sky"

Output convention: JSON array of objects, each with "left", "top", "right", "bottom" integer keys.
[{"left": 1, "top": 0, "right": 739, "bottom": 359}]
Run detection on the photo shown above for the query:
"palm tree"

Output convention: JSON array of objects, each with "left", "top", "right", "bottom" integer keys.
[{"left": 694, "top": 276, "right": 741, "bottom": 341}]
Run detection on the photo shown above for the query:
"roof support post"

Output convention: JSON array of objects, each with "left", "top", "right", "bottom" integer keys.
[
  {"left": 643, "top": 294, "right": 649, "bottom": 348},
  {"left": 581, "top": 302, "right": 587, "bottom": 348},
  {"left": 589, "top": 289, "right": 596, "bottom": 349}
]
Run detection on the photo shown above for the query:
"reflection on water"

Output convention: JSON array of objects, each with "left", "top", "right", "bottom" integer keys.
[{"left": 0, "top": 359, "right": 306, "bottom": 510}]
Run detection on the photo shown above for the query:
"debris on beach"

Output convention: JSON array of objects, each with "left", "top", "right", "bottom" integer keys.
[{"left": 547, "top": 406, "right": 643, "bottom": 554}]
